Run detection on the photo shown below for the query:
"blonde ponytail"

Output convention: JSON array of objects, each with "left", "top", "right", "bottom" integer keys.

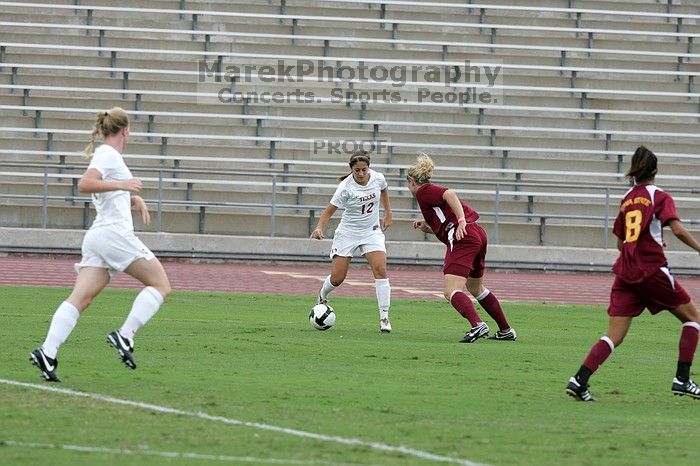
[
  {"left": 84, "top": 107, "right": 130, "bottom": 157},
  {"left": 407, "top": 152, "right": 435, "bottom": 184},
  {"left": 84, "top": 124, "right": 101, "bottom": 157}
]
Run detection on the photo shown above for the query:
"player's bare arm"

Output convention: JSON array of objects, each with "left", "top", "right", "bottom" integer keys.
[
  {"left": 78, "top": 168, "right": 142, "bottom": 194},
  {"left": 311, "top": 203, "right": 338, "bottom": 240},
  {"left": 442, "top": 189, "right": 467, "bottom": 240},
  {"left": 380, "top": 188, "right": 392, "bottom": 231},
  {"left": 669, "top": 219, "right": 700, "bottom": 254}
]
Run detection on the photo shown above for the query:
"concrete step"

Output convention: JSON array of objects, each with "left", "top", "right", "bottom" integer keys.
[
  {"left": 9, "top": 11, "right": 694, "bottom": 58},
  {"left": 4, "top": 26, "right": 696, "bottom": 75},
  {"left": 5, "top": 63, "right": 694, "bottom": 114},
  {"left": 17, "top": 102, "right": 700, "bottom": 131},
  {"left": 4, "top": 49, "right": 692, "bottom": 92},
  {"left": 4, "top": 134, "right": 700, "bottom": 180},
  {"left": 13, "top": 104, "right": 699, "bottom": 136},
  {"left": 10, "top": 8, "right": 699, "bottom": 46},
  {"left": 7, "top": 199, "right": 697, "bottom": 250},
  {"left": 7, "top": 43, "right": 695, "bottom": 85},
  {"left": 5, "top": 91, "right": 698, "bottom": 131},
  {"left": 8, "top": 122, "right": 700, "bottom": 158}
]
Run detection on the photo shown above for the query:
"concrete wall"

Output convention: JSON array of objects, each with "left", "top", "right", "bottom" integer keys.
[{"left": 2, "top": 226, "right": 698, "bottom": 275}]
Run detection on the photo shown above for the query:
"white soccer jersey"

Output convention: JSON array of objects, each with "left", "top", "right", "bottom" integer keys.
[
  {"left": 87, "top": 144, "right": 134, "bottom": 231},
  {"left": 330, "top": 169, "right": 388, "bottom": 235}
]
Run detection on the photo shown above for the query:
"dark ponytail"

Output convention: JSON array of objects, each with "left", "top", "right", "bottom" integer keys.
[{"left": 626, "top": 146, "right": 657, "bottom": 183}]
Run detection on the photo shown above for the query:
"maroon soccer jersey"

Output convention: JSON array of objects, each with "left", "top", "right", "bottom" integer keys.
[
  {"left": 415, "top": 183, "right": 480, "bottom": 246},
  {"left": 612, "top": 184, "right": 680, "bottom": 284}
]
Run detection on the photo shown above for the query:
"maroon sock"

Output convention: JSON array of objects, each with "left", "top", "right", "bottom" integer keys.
[
  {"left": 679, "top": 323, "right": 699, "bottom": 363},
  {"left": 450, "top": 291, "right": 481, "bottom": 327},
  {"left": 583, "top": 338, "right": 613, "bottom": 374},
  {"left": 477, "top": 289, "right": 510, "bottom": 331}
]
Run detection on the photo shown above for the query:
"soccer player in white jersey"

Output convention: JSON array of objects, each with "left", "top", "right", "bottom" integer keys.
[
  {"left": 29, "top": 107, "right": 171, "bottom": 382},
  {"left": 310, "top": 150, "right": 394, "bottom": 332}
]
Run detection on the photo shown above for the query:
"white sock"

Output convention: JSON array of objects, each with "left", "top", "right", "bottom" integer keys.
[
  {"left": 375, "top": 278, "right": 391, "bottom": 320},
  {"left": 41, "top": 301, "right": 80, "bottom": 359},
  {"left": 119, "top": 287, "right": 164, "bottom": 341},
  {"left": 319, "top": 275, "right": 337, "bottom": 301}
]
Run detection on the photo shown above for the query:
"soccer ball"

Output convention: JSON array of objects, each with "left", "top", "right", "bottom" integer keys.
[{"left": 309, "top": 303, "right": 336, "bottom": 330}]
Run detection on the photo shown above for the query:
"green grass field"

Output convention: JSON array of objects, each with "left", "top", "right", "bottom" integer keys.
[{"left": 1, "top": 285, "right": 699, "bottom": 466}]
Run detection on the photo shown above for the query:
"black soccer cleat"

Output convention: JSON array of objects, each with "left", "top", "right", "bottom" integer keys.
[
  {"left": 566, "top": 376, "right": 596, "bottom": 401},
  {"left": 106, "top": 330, "right": 136, "bottom": 369},
  {"left": 672, "top": 377, "right": 700, "bottom": 399},
  {"left": 29, "top": 347, "right": 61, "bottom": 382},
  {"left": 459, "top": 322, "right": 489, "bottom": 343}
]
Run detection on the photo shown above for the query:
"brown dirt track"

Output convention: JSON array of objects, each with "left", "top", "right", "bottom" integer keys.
[{"left": 2, "top": 255, "right": 699, "bottom": 306}]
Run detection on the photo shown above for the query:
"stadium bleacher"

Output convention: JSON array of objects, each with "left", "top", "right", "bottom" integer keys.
[{"left": 1, "top": 0, "right": 699, "bottom": 264}]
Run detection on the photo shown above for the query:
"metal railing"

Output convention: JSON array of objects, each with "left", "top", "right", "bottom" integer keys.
[
  {"left": 2, "top": 166, "right": 699, "bottom": 248},
  {"left": 4, "top": 127, "right": 700, "bottom": 172}
]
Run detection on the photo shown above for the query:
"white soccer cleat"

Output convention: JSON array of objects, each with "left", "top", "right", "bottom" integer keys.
[
  {"left": 488, "top": 327, "right": 517, "bottom": 341},
  {"left": 380, "top": 318, "right": 392, "bottom": 333}
]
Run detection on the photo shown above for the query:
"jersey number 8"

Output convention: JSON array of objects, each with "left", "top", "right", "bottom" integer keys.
[{"left": 624, "top": 209, "right": 643, "bottom": 243}]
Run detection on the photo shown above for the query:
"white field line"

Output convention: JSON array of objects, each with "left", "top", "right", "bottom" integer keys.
[
  {"left": 260, "top": 270, "right": 519, "bottom": 303},
  {"left": 262, "top": 271, "right": 445, "bottom": 299},
  {"left": 0, "top": 440, "right": 371, "bottom": 465},
  {"left": 0, "top": 379, "right": 487, "bottom": 466}
]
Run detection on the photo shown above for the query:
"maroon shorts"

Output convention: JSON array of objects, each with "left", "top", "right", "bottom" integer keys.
[
  {"left": 443, "top": 223, "right": 488, "bottom": 279},
  {"left": 608, "top": 267, "right": 691, "bottom": 317}
]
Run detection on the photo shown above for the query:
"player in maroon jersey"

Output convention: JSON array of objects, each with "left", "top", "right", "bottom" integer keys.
[
  {"left": 406, "top": 153, "right": 516, "bottom": 343},
  {"left": 567, "top": 146, "right": 700, "bottom": 401}
]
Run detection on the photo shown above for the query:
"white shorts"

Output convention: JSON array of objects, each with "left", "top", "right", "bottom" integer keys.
[
  {"left": 75, "top": 227, "right": 156, "bottom": 278},
  {"left": 330, "top": 228, "right": 386, "bottom": 258}
]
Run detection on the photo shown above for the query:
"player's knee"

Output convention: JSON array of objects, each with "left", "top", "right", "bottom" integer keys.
[
  {"left": 609, "top": 335, "right": 625, "bottom": 347},
  {"left": 157, "top": 283, "right": 172, "bottom": 299},
  {"left": 674, "top": 301, "right": 699, "bottom": 322},
  {"left": 146, "top": 273, "right": 171, "bottom": 299},
  {"left": 685, "top": 301, "right": 699, "bottom": 321},
  {"left": 466, "top": 283, "right": 483, "bottom": 297},
  {"left": 76, "top": 296, "right": 94, "bottom": 311},
  {"left": 443, "top": 289, "right": 458, "bottom": 301}
]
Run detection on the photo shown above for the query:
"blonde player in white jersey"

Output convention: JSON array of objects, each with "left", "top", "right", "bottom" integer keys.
[
  {"left": 310, "top": 150, "right": 394, "bottom": 332},
  {"left": 29, "top": 107, "right": 171, "bottom": 382}
]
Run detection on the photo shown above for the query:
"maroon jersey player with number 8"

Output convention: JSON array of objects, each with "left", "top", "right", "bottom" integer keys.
[{"left": 567, "top": 146, "right": 700, "bottom": 401}]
